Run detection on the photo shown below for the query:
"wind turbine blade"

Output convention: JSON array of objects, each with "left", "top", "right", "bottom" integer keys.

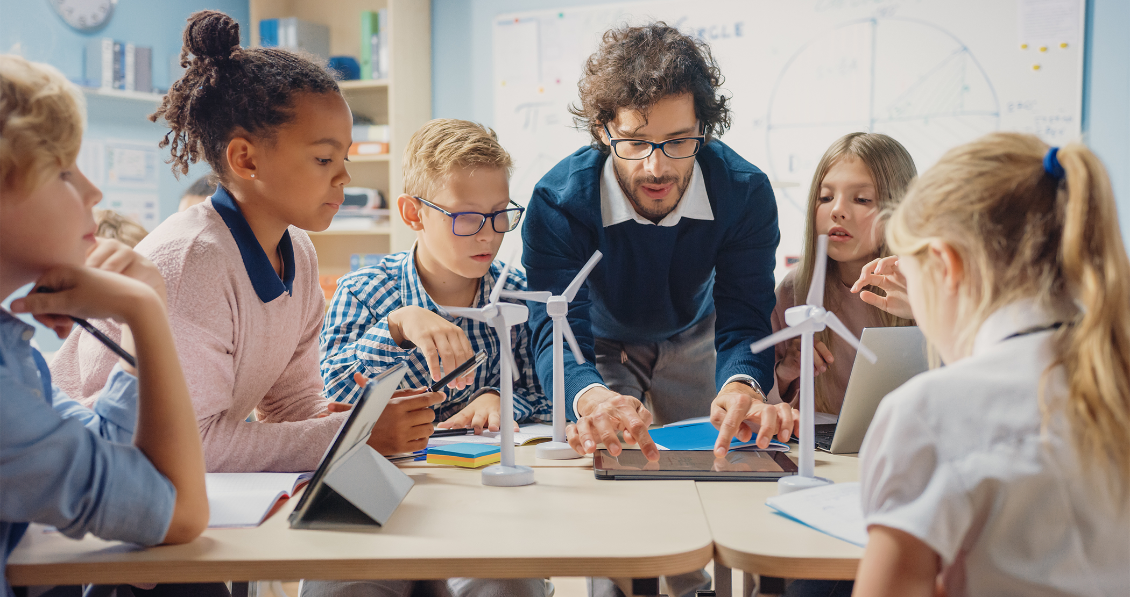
[
  {"left": 490, "top": 262, "right": 512, "bottom": 305},
  {"left": 500, "top": 290, "right": 552, "bottom": 303},
  {"left": 806, "top": 235, "right": 829, "bottom": 308},
  {"left": 491, "top": 314, "right": 520, "bottom": 380},
  {"left": 563, "top": 251, "right": 603, "bottom": 302},
  {"left": 443, "top": 306, "right": 489, "bottom": 322},
  {"left": 750, "top": 325, "right": 809, "bottom": 355},
  {"left": 560, "top": 319, "right": 585, "bottom": 365},
  {"left": 824, "top": 312, "right": 878, "bottom": 363}
]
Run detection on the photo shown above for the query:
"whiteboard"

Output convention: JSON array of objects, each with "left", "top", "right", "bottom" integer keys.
[{"left": 492, "top": 0, "right": 1085, "bottom": 280}]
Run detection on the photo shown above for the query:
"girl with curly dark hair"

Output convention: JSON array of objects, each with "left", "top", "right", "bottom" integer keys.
[{"left": 52, "top": 10, "right": 442, "bottom": 475}]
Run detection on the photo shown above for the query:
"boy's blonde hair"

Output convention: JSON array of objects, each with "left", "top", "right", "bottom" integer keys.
[
  {"left": 797, "top": 132, "right": 917, "bottom": 413},
  {"left": 887, "top": 132, "right": 1130, "bottom": 498},
  {"left": 402, "top": 119, "right": 512, "bottom": 199},
  {"left": 95, "top": 209, "right": 148, "bottom": 248},
  {"left": 0, "top": 54, "right": 85, "bottom": 195}
]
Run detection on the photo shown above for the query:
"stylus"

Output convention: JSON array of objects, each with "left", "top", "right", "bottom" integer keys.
[
  {"left": 34, "top": 287, "right": 137, "bottom": 368},
  {"left": 427, "top": 350, "right": 488, "bottom": 392}
]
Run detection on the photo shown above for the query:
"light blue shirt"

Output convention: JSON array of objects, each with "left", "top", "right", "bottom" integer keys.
[{"left": 0, "top": 310, "right": 175, "bottom": 596}]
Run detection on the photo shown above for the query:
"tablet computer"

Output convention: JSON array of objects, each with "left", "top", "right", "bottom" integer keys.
[
  {"left": 593, "top": 449, "right": 798, "bottom": 481},
  {"left": 289, "top": 362, "right": 412, "bottom": 529}
]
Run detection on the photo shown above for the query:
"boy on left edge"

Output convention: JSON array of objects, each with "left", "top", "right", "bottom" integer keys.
[{"left": 0, "top": 55, "right": 209, "bottom": 595}]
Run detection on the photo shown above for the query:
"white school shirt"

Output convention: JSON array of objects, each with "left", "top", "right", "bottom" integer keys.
[{"left": 859, "top": 300, "right": 1130, "bottom": 597}]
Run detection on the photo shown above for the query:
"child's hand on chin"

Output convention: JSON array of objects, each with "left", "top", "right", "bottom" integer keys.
[
  {"left": 437, "top": 391, "right": 519, "bottom": 435},
  {"left": 85, "top": 238, "right": 167, "bottom": 304},
  {"left": 11, "top": 266, "right": 160, "bottom": 337}
]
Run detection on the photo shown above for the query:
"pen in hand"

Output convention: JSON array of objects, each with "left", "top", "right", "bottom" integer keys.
[{"left": 34, "top": 287, "right": 137, "bottom": 368}]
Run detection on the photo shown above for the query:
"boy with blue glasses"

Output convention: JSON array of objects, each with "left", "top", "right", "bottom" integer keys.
[{"left": 320, "top": 119, "right": 550, "bottom": 436}]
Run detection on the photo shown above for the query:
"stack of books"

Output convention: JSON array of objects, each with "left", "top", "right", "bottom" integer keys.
[{"left": 84, "top": 39, "right": 152, "bottom": 93}]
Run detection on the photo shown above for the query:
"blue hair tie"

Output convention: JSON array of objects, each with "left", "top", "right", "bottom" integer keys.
[{"left": 1043, "top": 147, "right": 1065, "bottom": 180}]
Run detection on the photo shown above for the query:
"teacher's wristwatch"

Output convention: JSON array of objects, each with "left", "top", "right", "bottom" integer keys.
[{"left": 727, "top": 376, "right": 767, "bottom": 403}]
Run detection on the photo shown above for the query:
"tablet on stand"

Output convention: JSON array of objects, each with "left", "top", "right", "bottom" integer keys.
[{"left": 289, "top": 363, "right": 414, "bottom": 529}]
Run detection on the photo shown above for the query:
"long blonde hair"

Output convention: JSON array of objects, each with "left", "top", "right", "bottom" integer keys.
[
  {"left": 796, "top": 132, "right": 917, "bottom": 413},
  {"left": 887, "top": 132, "right": 1130, "bottom": 498}
]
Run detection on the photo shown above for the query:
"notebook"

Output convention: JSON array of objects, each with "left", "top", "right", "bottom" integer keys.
[
  {"left": 427, "top": 423, "right": 555, "bottom": 448},
  {"left": 206, "top": 472, "right": 312, "bottom": 528},
  {"left": 764, "top": 482, "right": 868, "bottom": 547},
  {"left": 648, "top": 419, "right": 790, "bottom": 452}
]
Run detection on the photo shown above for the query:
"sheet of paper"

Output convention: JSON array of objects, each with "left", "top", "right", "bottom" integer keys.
[
  {"left": 765, "top": 482, "right": 868, "bottom": 547},
  {"left": 206, "top": 472, "right": 311, "bottom": 528},
  {"left": 427, "top": 423, "right": 554, "bottom": 448},
  {"left": 1018, "top": 0, "right": 1082, "bottom": 45}
]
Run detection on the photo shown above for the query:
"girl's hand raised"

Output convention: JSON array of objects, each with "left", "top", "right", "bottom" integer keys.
[{"left": 852, "top": 256, "right": 914, "bottom": 319}]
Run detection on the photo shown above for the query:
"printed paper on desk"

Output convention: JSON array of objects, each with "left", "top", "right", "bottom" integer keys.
[{"left": 765, "top": 482, "right": 868, "bottom": 547}]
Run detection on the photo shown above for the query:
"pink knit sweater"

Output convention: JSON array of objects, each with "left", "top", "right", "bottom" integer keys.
[{"left": 51, "top": 200, "right": 346, "bottom": 472}]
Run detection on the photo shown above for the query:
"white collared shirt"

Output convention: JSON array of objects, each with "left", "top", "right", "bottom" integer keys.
[
  {"left": 860, "top": 300, "right": 1129, "bottom": 596},
  {"left": 599, "top": 152, "right": 713, "bottom": 228}
]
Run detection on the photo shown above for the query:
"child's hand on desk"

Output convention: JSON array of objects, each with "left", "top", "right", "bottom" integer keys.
[
  {"left": 437, "top": 391, "right": 520, "bottom": 435},
  {"left": 387, "top": 306, "right": 476, "bottom": 390},
  {"left": 852, "top": 256, "right": 913, "bottom": 319},
  {"left": 85, "top": 238, "right": 167, "bottom": 304}
]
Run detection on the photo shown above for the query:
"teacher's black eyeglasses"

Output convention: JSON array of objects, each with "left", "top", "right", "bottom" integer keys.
[
  {"left": 413, "top": 197, "right": 525, "bottom": 236},
  {"left": 603, "top": 123, "right": 706, "bottom": 160}
]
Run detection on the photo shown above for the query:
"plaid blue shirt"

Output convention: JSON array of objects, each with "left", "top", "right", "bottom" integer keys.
[{"left": 320, "top": 248, "right": 550, "bottom": 424}]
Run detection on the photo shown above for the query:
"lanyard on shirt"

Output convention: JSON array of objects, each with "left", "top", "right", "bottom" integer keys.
[{"left": 1002, "top": 322, "right": 1065, "bottom": 342}]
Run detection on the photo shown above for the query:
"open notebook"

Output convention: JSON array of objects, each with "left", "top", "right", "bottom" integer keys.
[
  {"left": 427, "top": 423, "right": 555, "bottom": 448},
  {"left": 206, "top": 472, "right": 313, "bottom": 528}
]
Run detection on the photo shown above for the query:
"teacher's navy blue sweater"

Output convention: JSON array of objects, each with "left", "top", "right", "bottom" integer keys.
[{"left": 522, "top": 141, "right": 780, "bottom": 420}]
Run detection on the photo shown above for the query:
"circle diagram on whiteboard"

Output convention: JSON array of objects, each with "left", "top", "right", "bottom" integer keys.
[{"left": 766, "top": 17, "right": 1000, "bottom": 211}]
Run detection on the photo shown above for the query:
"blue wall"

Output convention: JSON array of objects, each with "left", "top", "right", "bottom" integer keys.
[
  {"left": 432, "top": 0, "right": 1130, "bottom": 250},
  {"left": 1, "top": 0, "right": 249, "bottom": 351}
]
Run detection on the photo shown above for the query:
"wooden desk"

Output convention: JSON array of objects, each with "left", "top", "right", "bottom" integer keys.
[
  {"left": 7, "top": 467, "right": 711, "bottom": 587},
  {"left": 697, "top": 453, "right": 863, "bottom": 582}
]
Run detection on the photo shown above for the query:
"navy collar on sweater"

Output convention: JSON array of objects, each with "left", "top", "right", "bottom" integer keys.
[{"left": 210, "top": 186, "right": 295, "bottom": 303}]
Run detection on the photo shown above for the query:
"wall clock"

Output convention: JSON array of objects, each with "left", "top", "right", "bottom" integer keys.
[{"left": 49, "top": 0, "right": 116, "bottom": 32}]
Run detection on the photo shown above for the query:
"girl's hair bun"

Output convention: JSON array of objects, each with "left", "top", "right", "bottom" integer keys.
[{"left": 184, "top": 10, "right": 240, "bottom": 60}]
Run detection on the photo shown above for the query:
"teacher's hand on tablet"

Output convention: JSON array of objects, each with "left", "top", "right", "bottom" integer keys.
[
  {"left": 711, "top": 382, "right": 799, "bottom": 454},
  {"left": 566, "top": 386, "right": 659, "bottom": 461}
]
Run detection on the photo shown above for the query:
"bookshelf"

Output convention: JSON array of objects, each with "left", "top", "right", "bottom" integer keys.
[{"left": 249, "top": 0, "right": 431, "bottom": 278}]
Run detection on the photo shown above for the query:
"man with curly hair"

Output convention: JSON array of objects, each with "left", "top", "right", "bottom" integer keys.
[{"left": 522, "top": 23, "right": 795, "bottom": 480}]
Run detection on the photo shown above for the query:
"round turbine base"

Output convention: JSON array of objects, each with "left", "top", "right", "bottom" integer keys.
[
  {"left": 481, "top": 464, "right": 536, "bottom": 486},
  {"left": 536, "top": 441, "right": 582, "bottom": 460},
  {"left": 777, "top": 475, "right": 834, "bottom": 495}
]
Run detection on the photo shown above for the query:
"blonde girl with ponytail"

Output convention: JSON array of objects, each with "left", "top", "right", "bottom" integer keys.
[{"left": 854, "top": 132, "right": 1130, "bottom": 596}]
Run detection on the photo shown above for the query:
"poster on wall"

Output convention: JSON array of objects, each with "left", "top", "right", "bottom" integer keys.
[{"left": 80, "top": 139, "right": 161, "bottom": 231}]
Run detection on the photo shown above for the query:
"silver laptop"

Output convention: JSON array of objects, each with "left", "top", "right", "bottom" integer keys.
[{"left": 816, "top": 326, "right": 929, "bottom": 454}]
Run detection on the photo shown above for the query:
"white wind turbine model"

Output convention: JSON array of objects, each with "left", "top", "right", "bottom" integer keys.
[
  {"left": 749, "top": 235, "right": 877, "bottom": 494},
  {"left": 442, "top": 262, "right": 535, "bottom": 486},
  {"left": 501, "top": 250, "right": 603, "bottom": 460}
]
